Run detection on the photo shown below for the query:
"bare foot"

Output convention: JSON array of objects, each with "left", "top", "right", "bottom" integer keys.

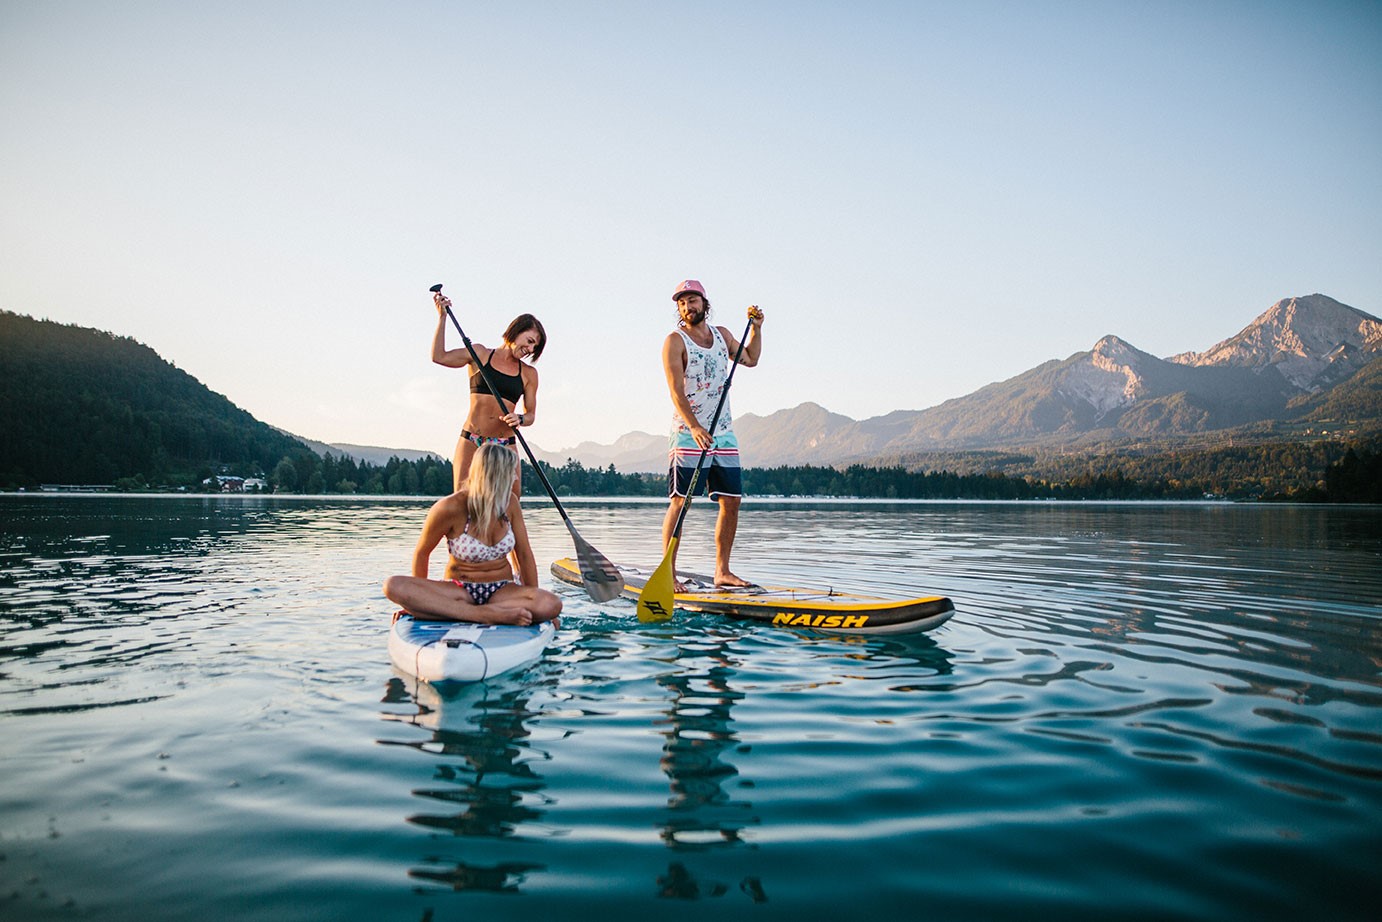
[
  {"left": 714, "top": 572, "right": 754, "bottom": 589},
  {"left": 485, "top": 606, "right": 533, "bottom": 626}
]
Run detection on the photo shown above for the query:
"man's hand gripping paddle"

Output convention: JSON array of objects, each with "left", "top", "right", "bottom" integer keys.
[
  {"left": 430, "top": 283, "right": 622, "bottom": 603},
  {"left": 636, "top": 311, "right": 757, "bottom": 623}
]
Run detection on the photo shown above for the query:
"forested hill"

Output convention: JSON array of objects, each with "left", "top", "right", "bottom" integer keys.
[{"left": 0, "top": 310, "right": 310, "bottom": 488}]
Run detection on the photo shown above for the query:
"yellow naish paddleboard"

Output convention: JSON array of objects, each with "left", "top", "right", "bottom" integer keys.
[{"left": 550, "top": 557, "right": 954, "bottom": 635}]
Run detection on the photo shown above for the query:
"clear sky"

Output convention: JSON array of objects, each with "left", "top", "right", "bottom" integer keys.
[{"left": 3, "top": 1, "right": 1379, "bottom": 457}]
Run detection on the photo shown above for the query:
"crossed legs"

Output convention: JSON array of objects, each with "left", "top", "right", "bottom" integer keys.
[{"left": 383, "top": 575, "right": 561, "bottom": 626}]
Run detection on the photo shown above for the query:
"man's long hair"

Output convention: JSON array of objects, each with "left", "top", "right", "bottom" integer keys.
[{"left": 676, "top": 297, "right": 712, "bottom": 328}]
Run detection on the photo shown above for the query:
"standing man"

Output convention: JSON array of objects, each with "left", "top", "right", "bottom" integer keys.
[{"left": 661, "top": 279, "right": 765, "bottom": 590}]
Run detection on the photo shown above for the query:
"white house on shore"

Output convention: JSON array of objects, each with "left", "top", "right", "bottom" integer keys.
[{"left": 202, "top": 476, "right": 267, "bottom": 493}]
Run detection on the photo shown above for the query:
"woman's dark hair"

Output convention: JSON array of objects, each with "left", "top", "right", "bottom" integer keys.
[{"left": 503, "top": 314, "right": 547, "bottom": 361}]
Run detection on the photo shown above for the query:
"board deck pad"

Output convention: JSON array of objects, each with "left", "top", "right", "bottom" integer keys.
[{"left": 550, "top": 557, "right": 954, "bottom": 635}]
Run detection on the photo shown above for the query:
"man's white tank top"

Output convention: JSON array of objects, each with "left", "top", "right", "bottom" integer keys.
[{"left": 673, "top": 325, "right": 731, "bottom": 436}]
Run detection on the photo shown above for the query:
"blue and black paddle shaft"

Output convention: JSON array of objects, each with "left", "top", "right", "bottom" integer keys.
[{"left": 429, "top": 283, "right": 621, "bottom": 602}]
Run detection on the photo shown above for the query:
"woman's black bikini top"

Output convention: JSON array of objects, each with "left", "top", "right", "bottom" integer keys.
[{"left": 470, "top": 351, "right": 525, "bottom": 405}]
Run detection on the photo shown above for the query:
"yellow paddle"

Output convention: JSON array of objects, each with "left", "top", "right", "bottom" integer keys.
[{"left": 637, "top": 311, "right": 757, "bottom": 622}]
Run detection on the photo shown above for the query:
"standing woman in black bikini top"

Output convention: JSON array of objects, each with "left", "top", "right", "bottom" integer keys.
[{"left": 431, "top": 289, "right": 546, "bottom": 491}]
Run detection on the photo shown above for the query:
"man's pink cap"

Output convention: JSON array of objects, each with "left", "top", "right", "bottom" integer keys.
[{"left": 672, "top": 279, "right": 706, "bottom": 302}]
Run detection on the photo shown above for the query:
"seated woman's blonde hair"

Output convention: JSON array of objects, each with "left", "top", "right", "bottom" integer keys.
[{"left": 465, "top": 443, "right": 518, "bottom": 535}]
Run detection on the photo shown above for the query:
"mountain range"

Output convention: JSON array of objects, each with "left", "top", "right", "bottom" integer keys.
[
  {"left": 284, "top": 433, "right": 442, "bottom": 466},
  {"left": 5, "top": 293, "right": 1376, "bottom": 487},
  {"left": 530, "top": 294, "right": 1382, "bottom": 472}
]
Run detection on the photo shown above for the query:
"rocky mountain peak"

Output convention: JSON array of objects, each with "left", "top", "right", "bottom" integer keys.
[
  {"left": 1060, "top": 335, "right": 1155, "bottom": 416},
  {"left": 1168, "top": 293, "right": 1381, "bottom": 391},
  {"left": 1090, "top": 334, "right": 1151, "bottom": 367}
]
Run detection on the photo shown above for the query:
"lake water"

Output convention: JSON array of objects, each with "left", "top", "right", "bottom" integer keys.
[{"left": 1, "top": 495, "right": 1379, "bottom": 921}]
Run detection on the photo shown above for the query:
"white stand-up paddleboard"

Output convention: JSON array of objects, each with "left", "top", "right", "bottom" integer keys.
[{"left": 389, "top": 612, "right": 555, "bottom": 684}]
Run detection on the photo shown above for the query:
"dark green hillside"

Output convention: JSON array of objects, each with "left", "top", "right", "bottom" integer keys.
[
  {"left": 0, "top": 310, "right": 310, "bottom": 487},
  {"left": 1291, "top": 355, "right": 1382, "bottom": 427}
]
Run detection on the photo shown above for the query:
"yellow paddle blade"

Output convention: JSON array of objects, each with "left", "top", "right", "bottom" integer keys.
[{"left": 636, "top": 539, "right": 678, "bottom": 623}]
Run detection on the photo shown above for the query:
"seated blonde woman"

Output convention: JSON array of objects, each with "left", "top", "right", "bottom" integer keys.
[{"left": 383, "top": 443, "right": 561, "bottom": 626}]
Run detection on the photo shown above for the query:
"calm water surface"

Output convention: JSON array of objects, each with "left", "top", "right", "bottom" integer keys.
[{"left": 1, "top": 495, "right": 1379, "bottom": 921}]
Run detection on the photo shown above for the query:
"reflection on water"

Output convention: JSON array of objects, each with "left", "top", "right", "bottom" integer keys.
[
  {"left": 656, "top": 860, "right": 769, "bottom": 904},
  {"left": 1, "top": 496, "right": 1379, "bottom": 920},
  {"left": 379, "top": 676, "right": 556, "bottom": 893},
  {"left": 653, "top": 636, "right": 767, "bottom": 902},
  {"left": 656, "top": 640, "right": 752, "bottom": 849}
]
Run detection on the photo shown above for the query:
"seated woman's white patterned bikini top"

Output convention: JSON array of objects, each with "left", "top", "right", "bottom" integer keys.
[{"left": 447, "top": 519, "right": 516, "bottom": 563}]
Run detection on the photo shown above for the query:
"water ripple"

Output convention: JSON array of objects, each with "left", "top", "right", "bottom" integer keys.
[{"left": 1, "top": 496, "right": 1379, "bottom": 919}]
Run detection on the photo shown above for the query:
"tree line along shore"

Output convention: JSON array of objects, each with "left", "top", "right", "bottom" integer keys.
[{"left": 8, "top": 442, "right": 1379, "bottom": 503}]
